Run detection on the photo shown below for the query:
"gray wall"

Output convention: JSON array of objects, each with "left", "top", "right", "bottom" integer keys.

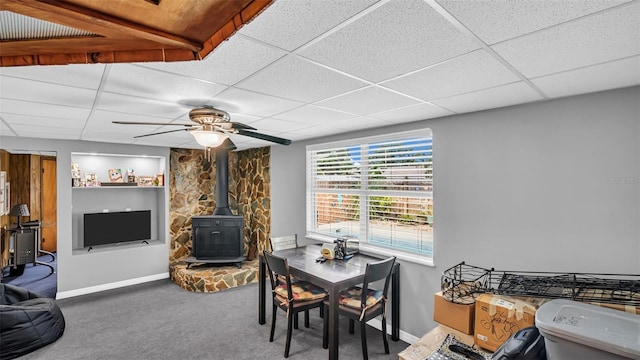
[
  {"left": 271, "top": 86, "right": 640, "bottom": 339},
  {"left": 0, "top": 138, "right": 170, "bottom": 296}
]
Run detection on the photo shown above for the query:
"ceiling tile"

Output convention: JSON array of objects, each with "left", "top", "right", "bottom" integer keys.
[
  {"left": 0, "top": 98, "right": 91, "bottom": 120},
  {"left": 138, "top": 35, "right": 287, "bottom": 86},
  {"left": 369, "top": 103, "right": 453, "bottom": 123},
  {"left": 86, "top": 111, "right": 200, "bottom": 146},
  {"left": 1, "top": 113, "right": 86, "bottom": 128},
  {"left": 273, "top": 105, "right": 356, "bottom": 123},
  {"left": 96, "top": 93, "right": 188, "bottom": 119},
  {"left": 0, "top": 63, "right": 105, "bottom": 89},
  {"left": 236, "top": 55, "right": 368, "bottom": 103},
  {"left": 0, "top": 76, "right": 97, "bottom": 108},
  {"left": 299, "top": 0, "right": 479, "bottom": 82},
  {"left": 79, "top": 131, "right": 134, "bottom": 144},
  {"left": 315, "top": 86, "right": 420, "bottom": 116},
  {"left": 238, "top": 0, "right": 379, "bottom": 51},
  {"left": 431, "top": 82, "right": 543, "bottom": 114},
  {"left": 382, "top": 50, "right": 520, "bottom": 101},
  {"left": 532, "top": 56, "right": 640, "bottom": 98},
  {"left": 491, "top": 2, "right": 640, "bottom": 78},
  {"left": 133, "top": 134, "right": 194, "bottom": 148},
  {"left": 133, "top": 135, "right": 196, "bottom": 151},
  {"left": 88, "top": 110, "right": 182, "bottom": 138},
  {"left": 285, "top": 124, "right": 347, "bottom": 140},
  {"left": 247, "top": 117, "right": 311, "bottom": 133},
  {"left": 104, "top": 64, "right": 228, "bottom": 103},
  {"left": 211, "top": 88, "right": 303, "bottom": 118},
  {"left": 0, "top": 121, "right": 16, "bottom": 137},
  {"left": 82, "top": 119, "right": 160, "bottom": 141},
  {"left": 438, "top": 0, "right": 631, "bottom": 44},
  {"left": 10, "top": 123, "right": 82, "bottom": 137},
  {"left": 11, "top": 132, "right": 78, "bottom": 140},
  {"left": 331, "top": 116, "right": 392, "bottom": 132}
]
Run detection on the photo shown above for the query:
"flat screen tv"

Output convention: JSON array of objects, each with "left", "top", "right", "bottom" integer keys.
[{"left": 84, "top": 210, "right": 151, "bottom": 248}]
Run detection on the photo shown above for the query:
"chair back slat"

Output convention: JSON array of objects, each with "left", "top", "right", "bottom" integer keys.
[
  {"left": 263, "top": 252, "right": 292, "bottom": 293},
  {"left": 361, "top": 256, "right": 396, "bottom": 306},
  {"left": 270, "top": 234, "right": 298, "bottom": 252}
]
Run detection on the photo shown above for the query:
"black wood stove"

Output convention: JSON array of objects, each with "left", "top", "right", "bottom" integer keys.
[{"left": 186, "top": 144, "right": 245, "bottom": 268}]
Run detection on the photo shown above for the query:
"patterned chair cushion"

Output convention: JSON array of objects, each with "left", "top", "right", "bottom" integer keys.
[
  {"left": 274, "top": 281, "right": 327, "bottom": 301},
  {"left": 338, "top": 286, "right": 384, "bottom": 309}
]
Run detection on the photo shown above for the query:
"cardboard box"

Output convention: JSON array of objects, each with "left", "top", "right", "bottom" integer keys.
[
  {"left": 433, "top": 291, "right": 475, "bottom": 335},
  {"left": 473, "top": 293, "right": 542, "bottom": 352}
]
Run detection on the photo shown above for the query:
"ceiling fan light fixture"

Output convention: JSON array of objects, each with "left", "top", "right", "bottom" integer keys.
[{"left": 191, "top": 130, "right": 228, "bottom": 148}]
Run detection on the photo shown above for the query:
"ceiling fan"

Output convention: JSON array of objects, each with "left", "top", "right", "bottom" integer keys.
[{"left": 112, "top": 106, "right": 292, "bottom": 148}]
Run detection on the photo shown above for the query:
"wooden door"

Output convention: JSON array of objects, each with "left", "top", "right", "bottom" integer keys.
[{"left": 41, "top": 158, "right": 57, "bottom": 252}]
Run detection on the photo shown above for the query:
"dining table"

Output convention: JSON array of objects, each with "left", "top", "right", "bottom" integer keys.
[{"left": 258, "top": 244, "right": 400, "bottom": 360}]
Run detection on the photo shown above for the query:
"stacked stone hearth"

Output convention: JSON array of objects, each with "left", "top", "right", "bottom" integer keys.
[{"left": 168, "top": 147, "right": 271, "bottom": 292}]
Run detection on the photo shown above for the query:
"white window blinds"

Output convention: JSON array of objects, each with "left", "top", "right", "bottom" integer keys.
[{"left": 307, "top": 130, "right": 433, "bottom": 257}]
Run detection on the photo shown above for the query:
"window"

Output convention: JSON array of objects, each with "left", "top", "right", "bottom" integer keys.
[{"left": 306, "top": 130, "right": 433, "bottom": 259}]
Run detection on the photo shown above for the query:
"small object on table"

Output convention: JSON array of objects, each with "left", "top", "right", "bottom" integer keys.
[{"left": 321, "top": 243, "right": 336, "bottom": 259}]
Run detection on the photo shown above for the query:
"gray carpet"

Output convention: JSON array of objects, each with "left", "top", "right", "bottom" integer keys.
[{"left": 20, "top": 279, "right": 409, "bottom": 359}]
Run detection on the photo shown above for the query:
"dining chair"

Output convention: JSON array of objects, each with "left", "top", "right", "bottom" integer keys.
[
  {"left": 269, "top": 234, "right": 310, "bottom": 325},
  {"left": 263, "top": 251, "right": 328, "bottom": 358},
  {"left": 270, "top": 234, "right": 298, "bottom": 252},
  {"left": 322, "top": 256, "right": 396, "bottom": 360}
]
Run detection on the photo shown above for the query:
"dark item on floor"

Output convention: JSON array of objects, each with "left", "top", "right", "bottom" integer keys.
[
  {"left": 491, "top": 326, "right": 546, "bottom": 360},
  {"left": 0, "top": 283, "right": 66, "bottom": 359}
]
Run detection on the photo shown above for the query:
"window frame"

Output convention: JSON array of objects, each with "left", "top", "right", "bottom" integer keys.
[{"left": 306, "top": 129, "right": 434, "bottom": 266}]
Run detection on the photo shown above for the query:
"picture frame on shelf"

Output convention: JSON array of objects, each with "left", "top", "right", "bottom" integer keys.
[
  {"left": 127, "top": 168, "right": 136, "bottom": 183},
  {"left": 71, "top": 163, "right": 81, "bottom": 178},
  {"left": 108, "top": 168, "right": 124, "bottom": 183},
  {"left": 85, "top": 173, "right": 98, "bottom": 187},
  {"left": 137, "top": 176, "right": 154, "bottom": 187}
]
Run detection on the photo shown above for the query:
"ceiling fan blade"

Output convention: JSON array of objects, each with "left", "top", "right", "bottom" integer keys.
[
  {"left": 237, "top": 129, "right": 292, "bottom": 145},
  {"left": 113, "top": 121, "right": 195, "bottom": 127},
  {"left": 230, "top": 122, "right": 257, "bottom": 131},
  {"left": 133, "top": 128, "right": 191, "bottom": 138}
]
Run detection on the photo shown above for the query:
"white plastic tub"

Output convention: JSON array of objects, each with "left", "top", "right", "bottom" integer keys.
[{"left": 535, "top": 299, "right": 640, "bottom": 359}]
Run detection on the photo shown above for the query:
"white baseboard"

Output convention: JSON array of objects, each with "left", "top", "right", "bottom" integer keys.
[
  {"left": 366, "top": 318, "right": 420, "bottom": 345},
  {"left": 56, "top": 272, "right": 169, "bottom": 299}
]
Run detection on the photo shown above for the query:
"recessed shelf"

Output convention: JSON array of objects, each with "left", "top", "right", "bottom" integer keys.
[{"left": 71, "top": 152, "right": 167, "bottom": 252}]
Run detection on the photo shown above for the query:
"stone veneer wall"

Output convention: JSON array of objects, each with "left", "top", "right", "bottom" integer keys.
[{"left": 168, "top": 147, "right": 271, "bottom": 292}]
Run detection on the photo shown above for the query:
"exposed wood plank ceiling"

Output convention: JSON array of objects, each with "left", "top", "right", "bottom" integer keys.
[{"left": 0, "top": 0, "right": 273, "bottom": 66}]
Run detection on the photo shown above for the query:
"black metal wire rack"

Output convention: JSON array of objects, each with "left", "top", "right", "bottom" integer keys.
[{"left": 441, "top": 261, "right": 640, "bottom": 307}]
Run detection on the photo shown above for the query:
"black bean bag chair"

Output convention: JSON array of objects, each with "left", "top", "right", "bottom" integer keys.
[{"left": 0, "top": 283, "right": 65, "bottom": 359}]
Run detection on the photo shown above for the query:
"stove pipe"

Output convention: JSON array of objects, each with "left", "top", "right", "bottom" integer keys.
[{"left": 212, "top": 142, "right": 235, "bottom": 215}]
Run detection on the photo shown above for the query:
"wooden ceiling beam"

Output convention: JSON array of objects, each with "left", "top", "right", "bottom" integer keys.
[
  {"left": 0, "top": 0, "right": 274, "bottom": 67},
  {"left": 0, "top": 37, "right": 185, "bottom": 57},
  {"left": 0, "top": 48, "right": 199, "bottom": 67},
  {"left": 2, "top": 0, "right": 202, "bottom": 51}
]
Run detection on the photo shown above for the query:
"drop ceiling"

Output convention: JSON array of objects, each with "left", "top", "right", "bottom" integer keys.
[{"left": 1, "top": 0, "right": 639, "bottom": 151}]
